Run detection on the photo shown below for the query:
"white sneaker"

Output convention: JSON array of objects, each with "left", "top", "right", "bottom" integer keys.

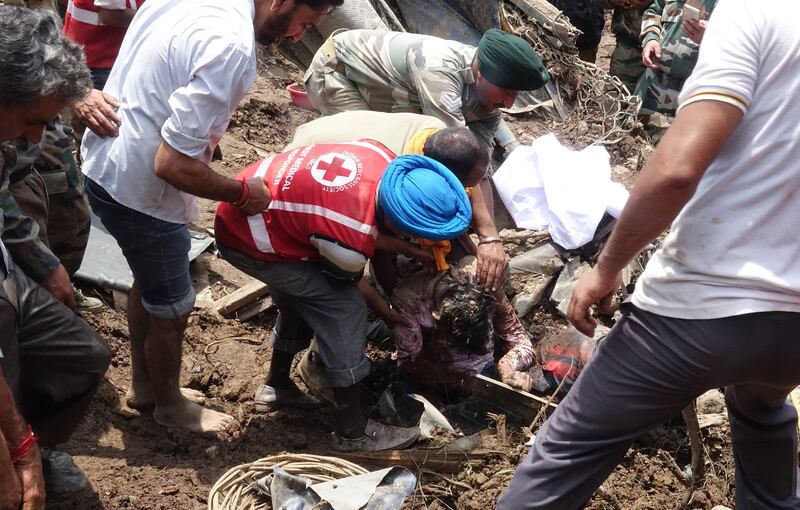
[{"left": 73, "top": 286, "right": 103, "bottom": 313}]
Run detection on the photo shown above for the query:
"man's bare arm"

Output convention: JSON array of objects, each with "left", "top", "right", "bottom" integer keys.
[
  {"left": 153, "top": 141, "right": 270, "bottom": 216},
  {"left": 470, "top": 183, "right": 507, "bottom": 292},
  {"left": 568, "top": 100, "right": 744, "bottom": 335},
  {"left": 0, "top": 368, "right": 45, "bottom": 510}
]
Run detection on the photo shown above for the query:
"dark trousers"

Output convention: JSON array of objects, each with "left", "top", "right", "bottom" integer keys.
[
  {"left": 218, "top": 244, "right": 370, "bottom": 388},
  {"left": 498, "top": 303, "right": 800, "bottom": 510},
  {"left": 0, "top": 257, "right": 111, "bottom": 446}
]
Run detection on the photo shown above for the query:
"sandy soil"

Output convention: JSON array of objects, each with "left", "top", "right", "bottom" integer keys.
[{"left": 53, "top": 32, "right": 737, "bottom": 510}]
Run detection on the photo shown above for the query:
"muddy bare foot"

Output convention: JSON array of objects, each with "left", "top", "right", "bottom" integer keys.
[
  {"left": 153, "top": 398, "right": 236, "bottom": 434},
  {"left": 125, "top": 387, "right": 206, "bottom": 410}
]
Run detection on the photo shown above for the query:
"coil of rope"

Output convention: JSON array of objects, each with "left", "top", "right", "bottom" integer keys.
[
  {"left": 500, "top": 0, "right": 641, "bottom": 147},
  {"left": 208, "top": 453, "right": 368, "bottom": 510}
]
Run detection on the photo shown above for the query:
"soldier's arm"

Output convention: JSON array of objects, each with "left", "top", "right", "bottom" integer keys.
[
  {"left": 466, "top": 119, "right": 497, "bottom": 152},
  {"left": 0, "top": 189, "right": 60, "bottom": 284},
  {"left": 640, "top": 0, "right": 666, "bottom": 46}
]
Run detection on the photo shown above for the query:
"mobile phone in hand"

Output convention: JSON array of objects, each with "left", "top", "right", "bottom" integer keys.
[{"left": 683, "top": 4, "right": 701, "bottom": 23}]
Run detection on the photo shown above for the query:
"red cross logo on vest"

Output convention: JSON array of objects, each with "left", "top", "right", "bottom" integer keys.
[{"left": 311, "top": 153, "right": 358, "bottom": 188}]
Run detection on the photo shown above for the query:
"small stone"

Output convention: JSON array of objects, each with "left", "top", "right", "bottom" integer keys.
[
  {"left": 128, "top": 495, "right": 139, "bottom": 505},
  {"left": 204, "top": 446, "right": 218, "bottom": 459}
]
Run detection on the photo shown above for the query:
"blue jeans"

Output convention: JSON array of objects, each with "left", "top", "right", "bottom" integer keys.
[{"left": 85, "top": 178, "right": 195, "bottom": 319}]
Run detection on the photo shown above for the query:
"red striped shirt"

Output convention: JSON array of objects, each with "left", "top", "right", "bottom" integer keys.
[{"left": 63, "top": 0, "right": 144, "bottom": 70}]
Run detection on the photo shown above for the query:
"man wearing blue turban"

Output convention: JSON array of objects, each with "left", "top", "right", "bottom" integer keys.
[{"left": 215, "top": 140, "right": 471, "bottom": 452}]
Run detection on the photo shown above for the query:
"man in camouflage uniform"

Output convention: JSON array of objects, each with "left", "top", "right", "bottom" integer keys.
[
  {"left": 635, "top": 0, "right": 718, "bottom": 117},
  {"left": 10, "top": 127, "right": 93, "bottom": 283},
  {"left": 3, "top": 0, "right": 99, "bottom": 311},
  {"left": 0, "top": 6, "right": 111, "bottom": 504},
  {"left": 599, "top": 0, "right": 652, "bottom": 94},
  {"left": 304, "top": 28, "right": 549, "bottom": 152}
]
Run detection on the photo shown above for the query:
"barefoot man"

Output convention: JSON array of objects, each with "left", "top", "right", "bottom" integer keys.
[{"left": 80, "top": 0, "right": 342, "bottom": 433}]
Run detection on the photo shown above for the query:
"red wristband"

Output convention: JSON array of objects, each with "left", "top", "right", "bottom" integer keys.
[
  {"left": 9, "top": 425, "right": 38, "bottom": 464},
  {"left": 232, "top": 179, "right": 250, "bottom": 208}
]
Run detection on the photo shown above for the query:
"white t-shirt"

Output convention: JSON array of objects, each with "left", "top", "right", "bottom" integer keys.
[
  {"left": 81, "top": 0, "right": 257, "bottom": 224},
  {"left": 632, "top": 0, "right": 800, "bottom": 319}
]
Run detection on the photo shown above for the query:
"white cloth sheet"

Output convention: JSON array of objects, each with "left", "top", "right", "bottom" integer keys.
[{"left": 492, "top": 134, "right": 628, "bottom": 250}]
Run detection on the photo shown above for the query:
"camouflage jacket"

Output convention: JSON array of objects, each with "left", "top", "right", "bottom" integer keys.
[
  {"left": 330, "top": 30, "right": 500, "bottom": 149},
  {"left": 640, "top": 0, "right": 717, "bottom": 80},
  {"left": 0, "top": 141, "right": 60, "bottom": 282},
  {"left": 598, "top": 1, "right": 649, "bottom": 47}
]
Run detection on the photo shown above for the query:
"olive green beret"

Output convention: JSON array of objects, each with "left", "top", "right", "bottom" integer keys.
[{"left": 477, "top": 29, "right": 550, "bottom": 91}]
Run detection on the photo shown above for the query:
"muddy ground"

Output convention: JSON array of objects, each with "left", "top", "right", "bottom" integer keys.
[{"left": 55, "top": 30, "right": 737, "bottom": 510}]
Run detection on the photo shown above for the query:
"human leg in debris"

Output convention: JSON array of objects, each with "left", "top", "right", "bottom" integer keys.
[
  {"left": 220, "top": 245, "right": 419, "bottom": 451},
  {"left": 0, "top": 253, "right": 111, "bottom": 499},
  {"left": 85, "top": 178, "right": 234, "bottom": 434},
  {"left": 497, "top": 304, "right": 800, "bottom": 510}
]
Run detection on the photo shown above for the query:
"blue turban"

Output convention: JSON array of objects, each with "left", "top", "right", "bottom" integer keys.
[{"left": 379, "top": 155, "right": 472, "bottom": 241}]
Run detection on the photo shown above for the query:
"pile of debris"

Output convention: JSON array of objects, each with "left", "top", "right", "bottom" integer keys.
[{"left": 499, "top": 0, "right": 641, "bottom": 147}]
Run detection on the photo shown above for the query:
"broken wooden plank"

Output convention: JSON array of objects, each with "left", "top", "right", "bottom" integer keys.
[
  {"left": 334, "top": 448, "right": 489, "bottom": 474},
  {"left": 211, "top": 281, "right": 269, "bottom": 318},
  {"left": 233, "top": 296, "right": 275, "bottom": 322},
  {"left": 470, "top": 374, "right": 558, "bottom": 426}
]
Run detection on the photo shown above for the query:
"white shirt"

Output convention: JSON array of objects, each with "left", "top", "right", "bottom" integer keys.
[
  {"left": 632, "top": 0, "right": 800, "bottom": 319},
  {"left": 81, "top": 0, "right": 257, "bottom": 224}
]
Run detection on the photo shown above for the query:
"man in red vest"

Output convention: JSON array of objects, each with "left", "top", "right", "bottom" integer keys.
[
  {"left": 63, "top": 0, "right": 144, "bottom": 90},
  {"left": 215, "top": 141, "right": 473, "bottom": 452}
]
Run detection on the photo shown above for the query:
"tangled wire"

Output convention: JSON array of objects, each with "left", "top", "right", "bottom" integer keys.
[
  {"left": 500, "top": 0, "right": 641, "bottom": 147},
  {"left": 208, "top": 453, "right": 368, "bottom": 510}
]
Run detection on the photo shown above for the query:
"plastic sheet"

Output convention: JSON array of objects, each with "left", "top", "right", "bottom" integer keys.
[
  {"left": 256, "top": 466, "right": 417, "bottom": 510},
  {"left": 73, "top": 213, "right": 213, "bottom": 292}
]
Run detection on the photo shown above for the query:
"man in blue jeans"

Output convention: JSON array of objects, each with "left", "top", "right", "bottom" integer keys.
[
  {"left": 81, "top": 0, "right": 342, "bottom": 433},
  {"left": 498, "top": 1, "right": 800, "bottom": 508}
]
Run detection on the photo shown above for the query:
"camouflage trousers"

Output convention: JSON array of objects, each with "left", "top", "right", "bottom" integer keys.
[
  {"left": 609, "top": 42, "right": 645, "bottom": 97},
  {"left": 10, "top": 120, "right": 91, "bottom": 277},
  {"left": 634, "top": 68, "right": 684, "bottom": 117},
  {"left": 305, "top": 37, "right": 376, "bottom": 115}
]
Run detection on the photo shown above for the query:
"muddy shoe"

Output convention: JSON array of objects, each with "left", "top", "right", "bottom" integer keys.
[
  {"left": 333, "top": 419, "right": 419, "bottom": 452},
  {"left": 298, "top": 350, "right": 336, "bottom": 408},
  {"left": 41, "top": 449, "right": 89, "bottom": 501},
  {"left": 74, "top": 287, "right": 103, "bottom": 314},
  {"left": 254, "top": 383, "right": 321, "bottom": 413}
]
